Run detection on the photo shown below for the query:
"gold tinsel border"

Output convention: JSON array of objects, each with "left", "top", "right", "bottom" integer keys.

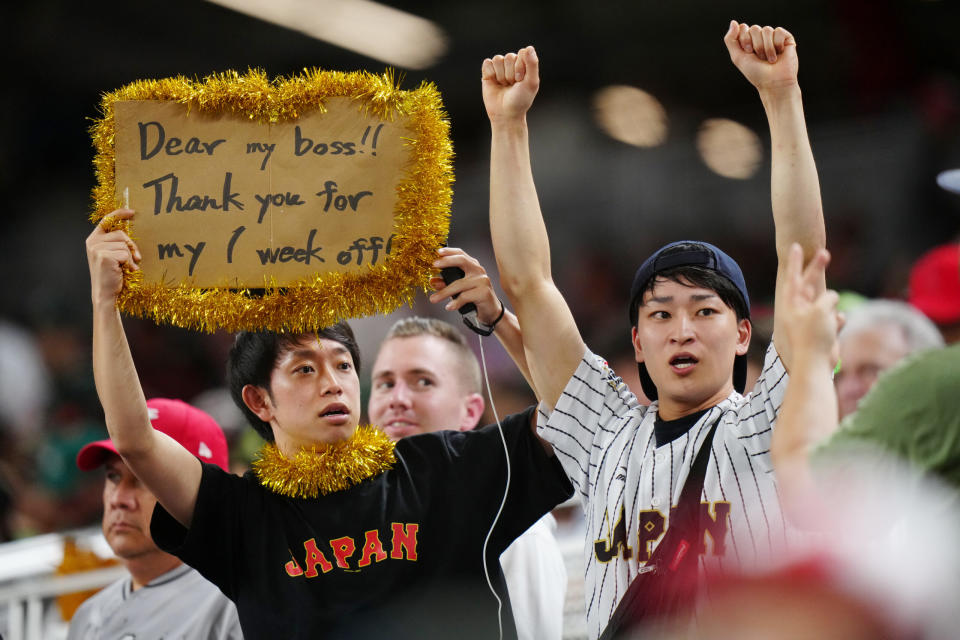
[
  {"left": 252, "top": 426, "right": 397, "bottom": 498},
  {"left": 90, "top": 69, "right": 453, "bottom": 333}
]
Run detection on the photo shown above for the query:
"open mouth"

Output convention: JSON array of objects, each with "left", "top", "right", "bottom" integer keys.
[
  {"left": 321, "top": 404, "right": 349, "bottom": 417},
  {"left": 670, "top": 355, "right": 699, "bottom": 370}
]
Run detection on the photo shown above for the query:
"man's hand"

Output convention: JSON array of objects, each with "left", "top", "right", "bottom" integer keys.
[
  {"left": 724, "top": 20, "right": 798, "bottom": 93},
  {"left": 780, "top": 243, "right": 839, "bottom": 368},
  {"left": 772, "top": 244, "right": 839, "bottom": 523},
  {"left": 430, "top": 247, "right": 502, "bottom": 325},
  {"left": 482, "top": 46, "right": 540, "bottom": 124},
  {"left": 85, "top": 209, "right": 141, "bottom": 308}
]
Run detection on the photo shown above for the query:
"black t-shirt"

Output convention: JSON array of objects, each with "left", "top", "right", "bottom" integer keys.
[
  {"left": 653, "top": 408, "right": 711, "bottom": 447},
  {"left": 151, "top": 407, "right": 572, "bottom": 640}
]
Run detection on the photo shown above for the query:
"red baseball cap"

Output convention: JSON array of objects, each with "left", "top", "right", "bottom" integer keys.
[
  {"left": 908, "top": 243, "right": 960, "bottom": 325},
  {"left": 77, "top": 398, "right": 229, "bottom": 471}
]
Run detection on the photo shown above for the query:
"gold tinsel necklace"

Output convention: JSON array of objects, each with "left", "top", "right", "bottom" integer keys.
[{"left": 253, "top": 426, "right": 396, "bottom": 499}]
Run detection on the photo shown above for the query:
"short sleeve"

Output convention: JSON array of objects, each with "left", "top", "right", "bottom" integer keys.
[
  {"left": 536, "top": 350, "right": 645, "bottom": 496},
  {"left": 428, "top": 407, "right": 573, "bottom": 553},
  {"left": 727, "top": 340, "right": 788, "bottom": 453},
  {"left": 151, "top": 462, "right": 246, "bottom": 600}
]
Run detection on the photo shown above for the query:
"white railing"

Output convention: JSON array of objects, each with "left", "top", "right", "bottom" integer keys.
[
  {"left": 0, "top": 528, "right": 122, "bottom": 640},
  {"left": 0, "top": 566, "right": 127, "bottom": 640}
]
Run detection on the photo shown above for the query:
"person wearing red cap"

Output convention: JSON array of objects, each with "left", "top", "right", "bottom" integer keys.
[
  {"left": 908, "top": 242, "right": 960, "bottom": 344},
  {"left": 68, "top": 398, "right": 241, "bottom": 640}
]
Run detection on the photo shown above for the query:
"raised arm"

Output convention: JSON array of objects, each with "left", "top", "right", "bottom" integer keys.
[
  {"left": 770, "top": 243, "right": 838, "bottom": 523},
  {"left": 87, "top": 209, "right": 201, "bottom": 526},
  {"left": 484, "top": 46, "right": 586, "bottom": 408},
  {"left": 724, "top": 21, "right": 826, "bottom": 369},
  {"left": 430, "top": 247, "right": 536, "bottom": 396}
]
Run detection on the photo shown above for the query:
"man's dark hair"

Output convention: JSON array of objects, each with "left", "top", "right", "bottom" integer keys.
[
  {"left": 631, "top": 265, "right": 750, "bottom": 324},
  {"left": 628, "top": 241, "right": 751, "bottom": 327},
  {"left": 226, "top": 322, "right": 361, "bottom": 442}
]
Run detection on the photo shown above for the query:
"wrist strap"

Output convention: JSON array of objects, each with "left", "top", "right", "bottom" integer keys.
[{"left": 464, "top": 299, "right": 505, "bottom": 336}]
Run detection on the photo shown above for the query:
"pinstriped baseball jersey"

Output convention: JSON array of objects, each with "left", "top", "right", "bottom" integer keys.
[{"left": 537, "top": 342, "right": 789, "bottom": 639}]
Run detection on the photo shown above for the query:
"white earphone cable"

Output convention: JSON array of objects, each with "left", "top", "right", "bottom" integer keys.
[{"left": 477, "top": 334, "right": 511, "bottom": 640}]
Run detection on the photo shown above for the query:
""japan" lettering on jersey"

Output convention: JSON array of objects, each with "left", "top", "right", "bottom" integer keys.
[
  {"left": 593, "top": 503, "right": 731, "bottom": 564},
  {"left": 284, "top": 522, "right": 419, "bottom": 577}
]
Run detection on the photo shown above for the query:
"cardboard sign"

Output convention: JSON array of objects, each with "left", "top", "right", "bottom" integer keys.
[
  {"left": 115, "top": 99, "right": 406, "bottom": 287},
  {"left": 90, "top": 70, "right": 453, "bottom": 332}
]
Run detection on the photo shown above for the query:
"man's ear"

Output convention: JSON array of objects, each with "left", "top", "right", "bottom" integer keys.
[
  {"left": 459, "top": 393, "right": 486, "bottom": 431},
  {"left": 735, "top": 318, "right": 752, "bottom": 356},
  {"left": 241, "top": 384, "right": 274, "bottom": 422},
  {"left": 631, "top": 326, "right": 645, "bottom": 363}
]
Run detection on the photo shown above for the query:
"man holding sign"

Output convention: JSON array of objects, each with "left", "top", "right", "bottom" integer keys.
[
  {"left": 85, "top": 211, "right": 572, "bottom": 639},
  {"left": 483, "top": 21, "right": 826, "bottom": 637}
]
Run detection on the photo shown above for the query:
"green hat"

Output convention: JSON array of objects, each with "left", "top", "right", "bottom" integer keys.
[{"left": 817, "top": 344, "right": 960, "bottom": 491}]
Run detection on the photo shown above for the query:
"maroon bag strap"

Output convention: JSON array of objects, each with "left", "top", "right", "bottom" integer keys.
[{"left": 599, "top": 419, "right": 719, "bottom": 640}]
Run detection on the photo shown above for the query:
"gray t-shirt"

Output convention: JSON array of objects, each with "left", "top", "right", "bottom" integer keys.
[{"left": 67, "top": 563, "right": 242, "bottom": 640}]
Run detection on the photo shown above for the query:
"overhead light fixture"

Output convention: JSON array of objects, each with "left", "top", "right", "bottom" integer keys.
[
  {"left": 936, "top": 168, "right": 960, "bottom": 194},
  {"left": 592, "top": 85, "right": 668, "bottom": 148},
  {"left": 696, "top": 118, "right": 762, "bottom": 179},
  {"left": 207, "top": 0, "right": 448, "bottom": 70}
]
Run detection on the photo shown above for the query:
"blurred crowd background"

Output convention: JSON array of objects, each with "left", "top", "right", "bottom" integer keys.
[{"left": 1, "top": 0, "right": 958, "bottom": 540}]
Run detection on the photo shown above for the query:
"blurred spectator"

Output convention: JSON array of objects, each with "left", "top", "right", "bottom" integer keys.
[
  {"left": 835, "top": 299, "right": 944, "bottom": 419},
  {"left": 908, "top": 242, "right": 960, "bottom": 343},
  {"left": 822, "top": 343, "right": 960, "bottom": 490},
  {"left": 811, "top": 344, "right": 960, "bottom": 638},
  {"left": 769, "top": 267, "right": 960, "bottom": 640},
  {"left": 4, "top": 403, "right": 106, "bottom": 537},
  {"left": 0, "top": 319, "right": 51, "bottom": 436},
  {"left": 694, "top": 339, "right": 960, "bottom": 640},
  {"left": 31, "top": 405, "right": 107, "bottom": 530}
]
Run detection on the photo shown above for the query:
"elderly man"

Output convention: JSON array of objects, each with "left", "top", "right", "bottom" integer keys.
[{"left": 835, "top": 299, "right": 943, "bottom": 419}]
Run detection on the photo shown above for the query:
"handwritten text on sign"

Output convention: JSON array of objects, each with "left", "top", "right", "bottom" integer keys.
[{"left": 113, "top": 100, "right": 411, "bottom": 287}]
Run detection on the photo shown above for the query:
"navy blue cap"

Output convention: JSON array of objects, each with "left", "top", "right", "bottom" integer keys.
[{"left": 628, "top": 241, "right": 751, "bottom": 400}]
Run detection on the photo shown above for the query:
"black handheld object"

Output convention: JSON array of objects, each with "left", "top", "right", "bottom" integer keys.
[
  {"left": 439, "top": 266, "right": 503, "bottom": 336},
  {"left": 440, "top": 267, "right": 478, "bottom": 316}
]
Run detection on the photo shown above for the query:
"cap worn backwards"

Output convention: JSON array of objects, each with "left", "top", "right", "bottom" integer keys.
[{"left": 628, "top": 241, "right": 751, "bottom": 401}]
